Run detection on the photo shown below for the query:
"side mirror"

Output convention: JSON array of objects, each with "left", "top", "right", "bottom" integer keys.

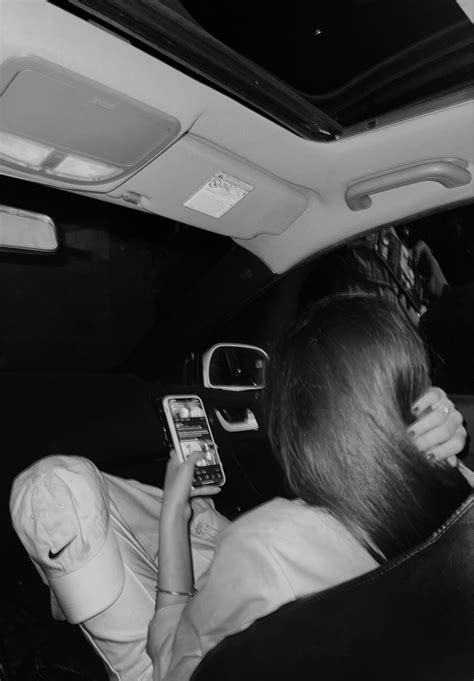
[
  {"left": 0, "top": 205, "right": 59, "bottom": 253},
  {"left": 202, "top": 343, "right": 269, "bottom": 391}
]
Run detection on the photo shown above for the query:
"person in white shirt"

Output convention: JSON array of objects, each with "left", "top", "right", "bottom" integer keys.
[{"left": 10, "top": 294, "right": 471, "bottom": 681}]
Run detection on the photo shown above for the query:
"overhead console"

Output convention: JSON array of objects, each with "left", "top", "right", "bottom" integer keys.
[{"left": 0, "top": 56, "right": 181, "bottom": 186}]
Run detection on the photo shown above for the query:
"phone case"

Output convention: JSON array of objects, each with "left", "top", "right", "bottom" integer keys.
[{"left": 162, "top": 394, "right": 226, "bottom": 487}]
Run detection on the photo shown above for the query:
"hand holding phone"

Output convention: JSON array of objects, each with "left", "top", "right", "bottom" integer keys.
[
  {"left": 161, "top": 449, "right": 222, "bottom": 524},
  {"left": 162, "top": 394, "right": 226, "bottom": 487}
]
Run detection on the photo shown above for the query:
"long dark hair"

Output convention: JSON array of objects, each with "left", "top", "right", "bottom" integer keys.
[{"left": 265, "top": 294, "right": 470, "bottom": 560}]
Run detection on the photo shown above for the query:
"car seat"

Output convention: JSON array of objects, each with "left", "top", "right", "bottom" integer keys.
[{"left": 192, "top": 493, "right": 474, "bottom": 681}]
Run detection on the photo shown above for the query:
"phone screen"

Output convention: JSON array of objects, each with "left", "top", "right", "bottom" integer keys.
[{"left": 168, "top": 397, "right": 219, "bottom": 467}]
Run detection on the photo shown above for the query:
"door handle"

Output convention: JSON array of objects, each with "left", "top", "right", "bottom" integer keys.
[
  {"left": 215, "top": 407, "right": 259, "bottom": 432},
  {"left": 345, "top": 158, "right": 472, "bottom": 211}
]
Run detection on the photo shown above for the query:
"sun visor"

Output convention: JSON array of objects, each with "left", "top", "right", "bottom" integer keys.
[
  {"left": 0, "top": 56, "right": 180, "bottom": 185},
  {"left": 107, "top": 135, "right": 309, "bottom": 239}
]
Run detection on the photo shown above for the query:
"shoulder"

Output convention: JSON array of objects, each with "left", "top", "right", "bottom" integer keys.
[
  {"left": 226, "top": 496, "right": 337, "bottom": 531},
  {"left": 224, "top": 497, "right": 308, "bottom": 533},
  {"left": 212, "top": 497, "right": 377, "bottom": 599},
  {"left": 221, "top": 497, "right": 377, "bottom": 571},
  {"left": 212, "top": 497, "right": 317, "bottom": 565},
  {"left": 221, "top": 497, "right": 361, "bottom": 553}
]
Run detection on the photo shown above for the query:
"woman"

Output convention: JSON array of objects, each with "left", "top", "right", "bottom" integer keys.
[
  {"left": 264, "top": 294, "right": 471, "bottom": 558},
  {"left": 10, "top": 295, "right": 471, "bottom": 681}
]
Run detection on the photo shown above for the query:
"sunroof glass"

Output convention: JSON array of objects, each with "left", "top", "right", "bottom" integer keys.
[
  {"left": 52, "top": 0, "right": 473, "bottom": 135},
  {"left": 181, "top": 0, "right": 473, "bottom": 125}
]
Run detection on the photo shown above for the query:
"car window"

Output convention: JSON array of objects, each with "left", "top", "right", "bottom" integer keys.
[
  {"left": 0, "top": 175, "right": 234, "bottom": 374},
  {"left": 215, "top": 201, "right": 474, "bottom": 395}
]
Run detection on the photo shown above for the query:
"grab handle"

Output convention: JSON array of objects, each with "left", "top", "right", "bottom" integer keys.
[{"left": 345, "top": 158, "right": 471, "bottom": 212}]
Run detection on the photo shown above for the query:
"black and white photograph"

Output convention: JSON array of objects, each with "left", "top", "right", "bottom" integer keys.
[{"left": 1, "top": 1, "right": 473, "bottom": 680}]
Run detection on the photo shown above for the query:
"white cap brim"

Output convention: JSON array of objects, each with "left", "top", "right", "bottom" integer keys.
[{"left": 48, "top": 527, "right": 125, "bottom": 624}]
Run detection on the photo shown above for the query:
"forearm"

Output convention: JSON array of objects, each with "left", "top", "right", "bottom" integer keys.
[
  {"left": 148, "top": 451, "right": 217, "bottom": 678},
  {"left": 155, "top": 510, "right": 194, "bottom": 611},
  {"left": 147, "top": 510, "right": 193, "bottom": 678}
]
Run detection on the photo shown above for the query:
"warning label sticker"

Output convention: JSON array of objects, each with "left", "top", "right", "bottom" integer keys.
[{"left": 183, "top": 172, "right": 254, "bottom": 218}]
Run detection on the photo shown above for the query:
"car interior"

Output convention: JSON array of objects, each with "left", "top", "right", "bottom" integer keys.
[{"left": 1, "top": 1, "right": 474, "bottom": 679}]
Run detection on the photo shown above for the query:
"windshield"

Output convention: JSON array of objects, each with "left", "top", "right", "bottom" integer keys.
[{"left": 0, "top": 175, "right": 234, "bottom": 374}]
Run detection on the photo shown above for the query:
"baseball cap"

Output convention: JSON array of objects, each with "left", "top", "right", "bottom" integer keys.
[{"left": 10, "top": 454, "right": 125, "bottom": 624}]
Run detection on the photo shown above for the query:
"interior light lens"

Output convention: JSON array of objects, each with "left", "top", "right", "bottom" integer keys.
[
  {"left": 0, "top": 130, "right": 55, "bottom": 168},
  {"left": 48, "top": 154, "right": 121, "bottom": 181}
]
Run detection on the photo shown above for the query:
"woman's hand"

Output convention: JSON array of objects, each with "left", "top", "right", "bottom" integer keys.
[
  {"left": 161, "top": 450, "right": 222, "bottom": 522},
  {"left": 409, "top": 387, "right": 466, "bottom": 466}
]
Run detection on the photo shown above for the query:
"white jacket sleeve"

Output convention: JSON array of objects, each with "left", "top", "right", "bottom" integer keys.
[{"left": 148, "top": 524, "right": 296, "bottom": 681}]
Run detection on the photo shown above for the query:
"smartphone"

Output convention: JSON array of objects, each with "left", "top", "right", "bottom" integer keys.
[
  {"left": 162, "top": 394, "right": 226, "bottom": 487},
  {"left": 374, "top": 229, "right": 424, "bottom": 313}
]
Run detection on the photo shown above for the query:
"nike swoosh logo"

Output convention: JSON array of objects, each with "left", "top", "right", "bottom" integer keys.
[{"left": 48, "top": 536, "right": 76, "bottom": 560}]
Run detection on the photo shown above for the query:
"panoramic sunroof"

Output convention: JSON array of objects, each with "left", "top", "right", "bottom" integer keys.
[
  {"left": 182, "top": 1, "right": 466, "bottom": 94},
  {"left": 181, "top": 0, "right": 473, "bottom": 125},
  {"left": 52, "top": 0, "right": 474, "bottom": 136}
]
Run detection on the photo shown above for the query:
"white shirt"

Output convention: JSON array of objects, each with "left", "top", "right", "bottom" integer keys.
[{"left": 149, "top": 496, "right": 378, "bottom": 681}]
